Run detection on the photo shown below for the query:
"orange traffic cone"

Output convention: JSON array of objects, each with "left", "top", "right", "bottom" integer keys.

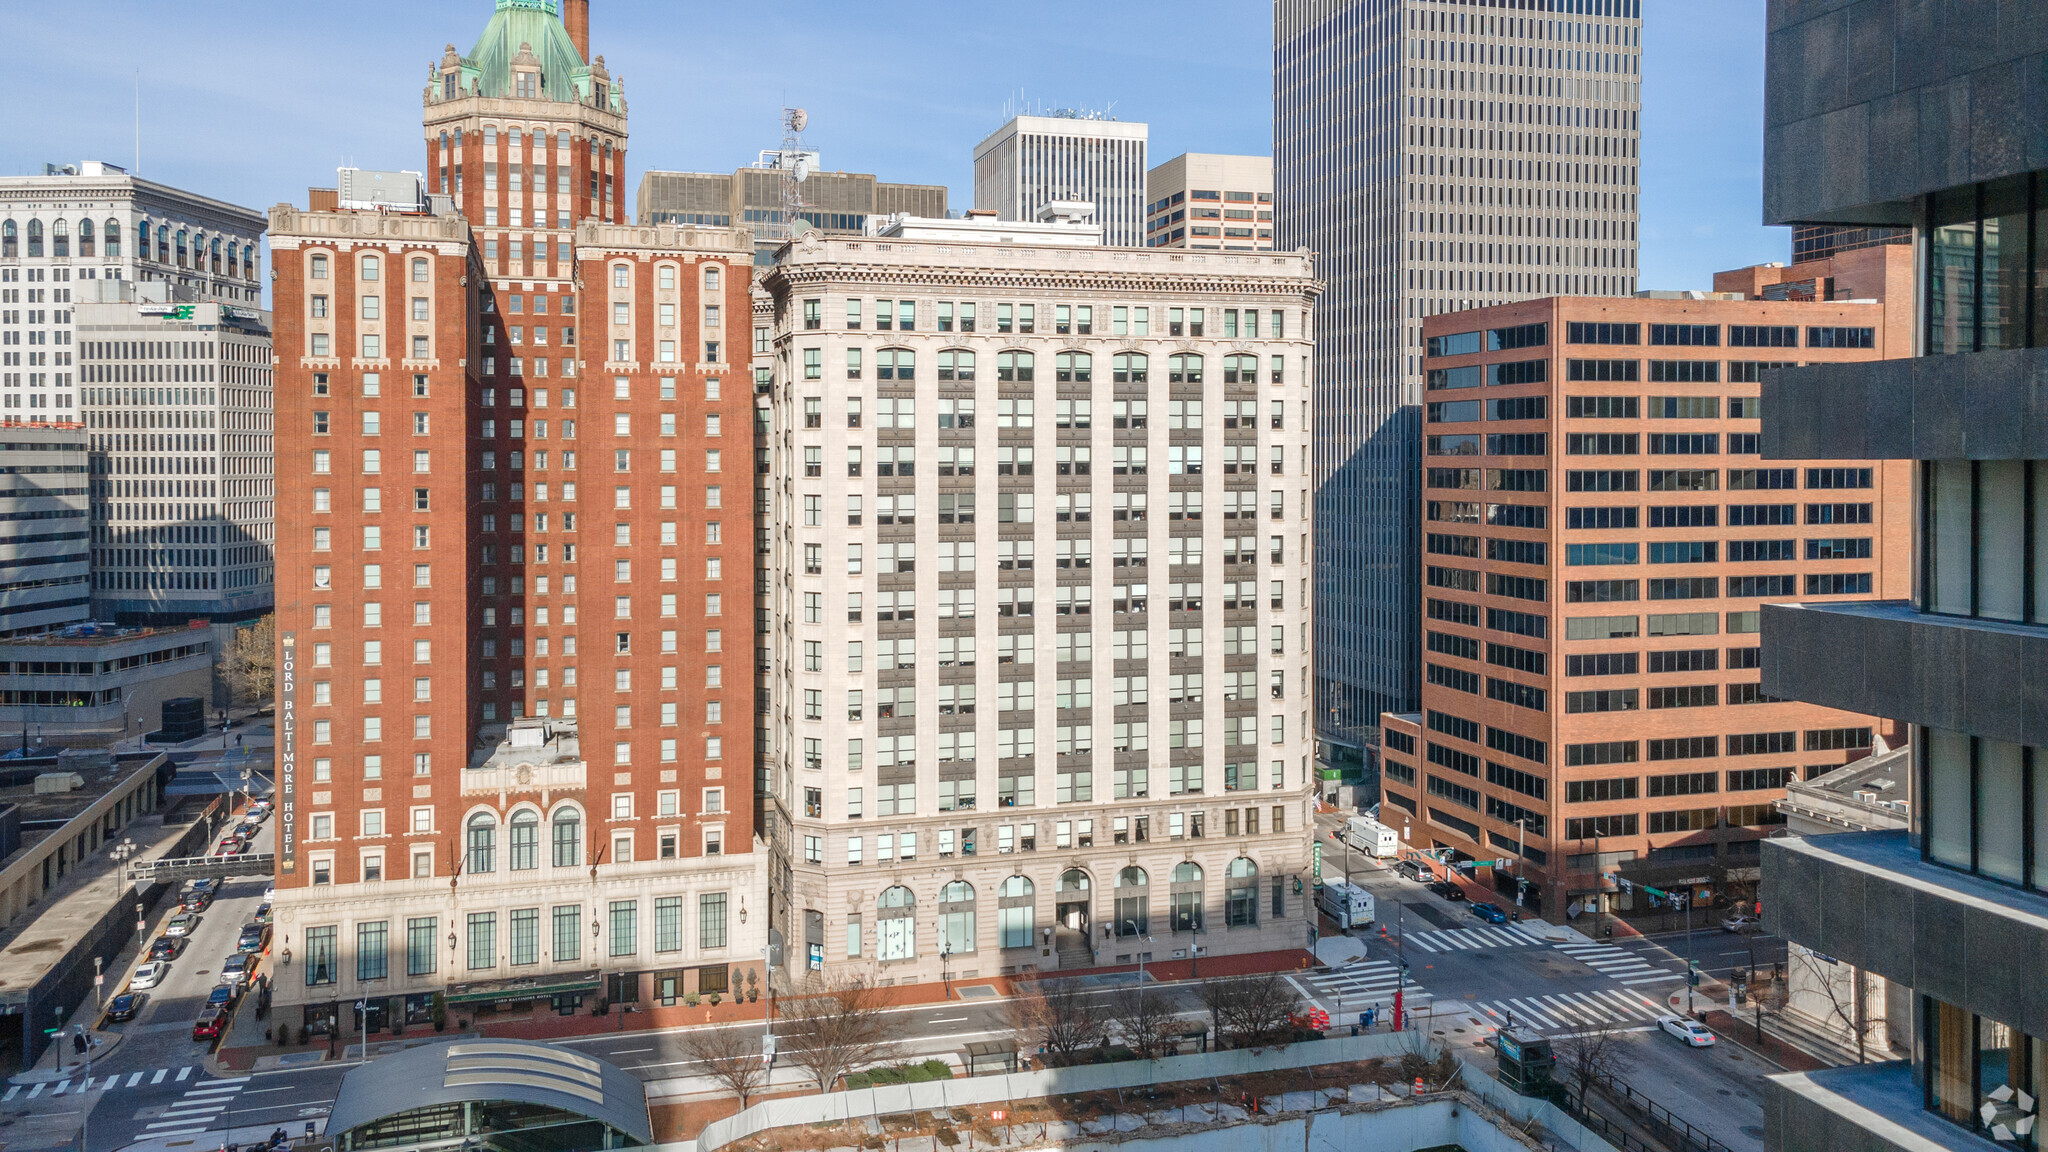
[{"left": 1414, "top": 1077, "right": 1427, "bottom": 1095}]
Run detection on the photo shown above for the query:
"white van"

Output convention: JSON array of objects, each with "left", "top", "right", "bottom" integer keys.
[
  {"left": 1344, "top": 815, "right": 1401, "bottom": 858},
  {"left": 1317, "top": 880, "right": 1376, "bottom": 930}
]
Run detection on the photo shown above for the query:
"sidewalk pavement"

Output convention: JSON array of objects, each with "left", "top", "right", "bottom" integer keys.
[{"left": 8, "top": 1029, "right": 126, "bottom": 1084}]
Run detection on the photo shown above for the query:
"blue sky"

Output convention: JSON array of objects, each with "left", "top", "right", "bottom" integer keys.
[{"left": 2, "top": 0, "right": 1785, "bottom": 289}]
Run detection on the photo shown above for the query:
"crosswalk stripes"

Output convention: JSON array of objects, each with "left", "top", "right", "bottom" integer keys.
[
  {"left": 1554, "top": 941, "right": 1685, "bottom": 983},
  {"left": 1, "top": 1068, "right": 230, "bottom": 1108},
  {"left": 1395, "top": 925, "right": 1549, "bottom": 954},
  {"left": 1469, "top": 988, "right": 1669, "bottom": 1034},
  {"left": 143, "top": 1075, "right": 249, "bottom": 1136},
  {"left": 1299, "top": 960, "right": 1433, "bottom": 1014},
  {"left": 0, "top": 1066, "right": 211, "bottom": 1102}
]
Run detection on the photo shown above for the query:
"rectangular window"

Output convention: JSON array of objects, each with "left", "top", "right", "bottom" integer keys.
[{"left": 608, "top": 900, "right": 637, "bottom": 957}]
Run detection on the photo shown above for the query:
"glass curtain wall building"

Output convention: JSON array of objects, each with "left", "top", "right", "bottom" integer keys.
[
  {"left": 1756, "top": 4, "right": 2048, "bottom": 1152},
  {"left": 1275, "top": 0, "right": 1643, "bottom": 765}
]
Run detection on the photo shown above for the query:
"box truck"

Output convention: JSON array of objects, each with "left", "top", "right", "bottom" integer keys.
[
  {"left": 1317, "top": 880, "right": 1376, "bottom": 930},
  {"left": 1344, "top": 815, "right": 1401, "bottom": 858}
]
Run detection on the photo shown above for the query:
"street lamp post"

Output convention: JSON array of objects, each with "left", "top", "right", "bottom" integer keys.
[{"left": 1122, "top": 920, "right": 1152, "bottom": 985}]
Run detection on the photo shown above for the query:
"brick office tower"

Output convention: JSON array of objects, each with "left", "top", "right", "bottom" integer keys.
[
  {"left": 1380, "top": 263, "right": 1915, "bottom": 920},
  {"left": 268, "top": 0, "right": 763, "bottom": 1036}
]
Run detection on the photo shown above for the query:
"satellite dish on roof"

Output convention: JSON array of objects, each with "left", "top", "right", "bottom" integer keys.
[
  {"left": 787, "top": 108, "right": 808, "bottom": 133},
  {"left": 792, "top": 156, "right": 811, "bottom": 183}
]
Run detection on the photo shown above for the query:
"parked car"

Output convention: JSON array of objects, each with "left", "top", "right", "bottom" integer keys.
[
  {"left": 206, "top": 985, "right": 238, "bottom": 1010},
  {"left": 165, "top": 914, "right": 201, "bottom": 937},
  {"left": 179, "top": 893, "right": 211, "bottom": 913},
  {"left": 248, "top": 800, "right": 273, "bottom": 818},
  {"left": 189, "top": 878, "right": 221, "bottom": 897},
  {"left": 1721, "top": 914, "right": 1764, "bottom": 935},
  {"left": 1468, "top": 902, "right": 1509, "bottom": 924},
  {"left": 233, "top": 820, "right": 261, "bottom": 840},
  {"left": 1395, "top": 860, "right": 1425, "bottom": 882},
  {"left": 148, "top": 936, "right": 186, "bottom": 961},
  {"left": 237, "top": 924, "right": 271, "bottom": 952},
  {"left": 254, "top": 902, "right": 273, "bottom": 925},
  {"left": 129, "top": 962, "right": 168, "bottom": 991},
  {"left": 106, "top": 992, "right": 147, "bottom": 1022},
  {"left": 218, "top": 952, "right": 255, "bottom": 987},
  {"left": 1428, "top": 880, "right": 1468, "bottom": 903},
  {"left": 1658, "top": 1015, "right": 1716, "bottom": 1048},
  {"left": 191, "top": 1009, "right": 225, "bottom": 1042}
]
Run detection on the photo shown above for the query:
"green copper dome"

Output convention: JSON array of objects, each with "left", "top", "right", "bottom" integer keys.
[{"left": 467, "top": 0, "right": 589, "bottom": 102}]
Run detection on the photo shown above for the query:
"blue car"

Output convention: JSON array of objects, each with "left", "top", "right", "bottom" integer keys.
[{"left": 1469, "top": 902, "right": 1509, "bottom": 924}]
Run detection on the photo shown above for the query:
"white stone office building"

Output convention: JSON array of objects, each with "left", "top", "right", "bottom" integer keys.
[
  {"left": 761, "top": 217, "right": 1319, "bottom": 983},
  {"left": 1274, "top": 0, "right": 1643, "bottom": 757},
  {"left": 75, "top": 285, "right": 274, "bottom": 627},
  {"left": 973, "top": 116, "right": 1150, "bottom": 249},
  {"left": 0, "top": 161, "right": 264, "bottom": 425},
  {"left": 1145, "top": 154, "right": 1274, "bottom": 251}
]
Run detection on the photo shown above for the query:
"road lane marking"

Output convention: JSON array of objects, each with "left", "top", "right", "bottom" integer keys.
[
  {"left": 1, "top": 1085, "right": 17, "bottom": 1101},
  {"left": 152, "top": 1069, "right": 168, "bottom": 1084},
  {"left": 929, "top": 1016, "right": 969, "bottom": 1023},
  {"left": 127, "top": 1071, "right": 144, "bottom": 1087}
]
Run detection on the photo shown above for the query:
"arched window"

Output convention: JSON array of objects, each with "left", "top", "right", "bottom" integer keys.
[
  {"left": 876, "top": 348, "right": 915, "bottom": 381},
  {"left": 310, "top": 253, "right": 329, "bottom": 280},
  {"left": 939, "top": 881, "right": 975, "bottom": 956},
  {"left": 1168, "top": 353, "right": 1204, "bottom": 384},
  {"left": 1058, "top": 868, "right": 1091, "bottom": 893},
  {"left": 996, "top": 351, "right": 1034, "bottom": 382},
  {"left": 1223, "top": 354, "right": 1259, "bottom": 383},
  {"left": 156, "top": 224, "right": 169, "bottom": 263},
  {"left": 612, "top": 263, "right": 629, "bottom": 288},
  {"left": 877, "top": 885, "right": 916, "bottom": 960},
  {"left": 937, "top": 350, "right": 975, "bottom": 382},
  {"left": 1112, "top": 352, "right": 1147, "bottom": 383},
  {"left": 703, "top": 264, "right": 721, "bottom": 292},
  {"left": 25, "top": 220, "right": 43, "bottom": 258},
  {"left": 1, "top": 221, "right": 15, "bottom": 259},
  {"left": 175, "top": 229, "right": 188, "bottom": 267},
  {"left": 1055, "top": 351, "right": 1091, "bottom": 383},
  {"left": 1170, "top": 863, "right": 1204, "bottom": 933},
  {"left": 551, "top": 807, "right": 582, "bottom": 866},
  {"left": 102, "top": 218, "right": 120, "bottom": 259},
  {"left": 242, "top": 243, "right": 255, "bottom": 278},
  {"left": 1115, "top": 867, "right": 1149, "bottom": 936},
  {"left": 135, "top": 221, "right": 148, "bottom": 262},
  {"left": 465, "top": 812, "right": 498, "bottom": 874},
  {"left": 438, "top": 131, "right": 449, "bottom": 151},
  {"left": 508, "top": 809, "right": 539, "bottom": 870},
  {"left": 557, "top": 129, "right": 570, "bottom": 151},
  {"left": 508, "top": 128, "right": 523, "bottom": 149},
  {"left": 210, "top": 237, "right": 223, "bottom": 274},
  {"left": 361, "top": 255, "right": 380, "bottom": 281},
  {"left": 997, "top": 876, "right": 1035, "bottom": 948},
  {"left": 1225, "top": 858, "right": 1259, "bottom": 927},
  {"left": 76, "top": 218, "right": 93, "bottom": 258},
  {"left": 51, "top": 219, "right": 68, "bottom": 258},
  {"left": 484, "top": 125, "right": 497, "bottom": 146},
  {"left": 412, "top": 257, "right": 430, "bottom": 282},
  {"left": 453, "top": 127, "right": 464, "bottom": 148}
]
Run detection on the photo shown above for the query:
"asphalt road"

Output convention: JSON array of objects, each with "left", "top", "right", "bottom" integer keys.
[
  {"left": 29, "top": 806, "right": 1791, "bottom": 1152},
  {"left": 0, "top": 813, "right": 285, "bottom": 1152}
]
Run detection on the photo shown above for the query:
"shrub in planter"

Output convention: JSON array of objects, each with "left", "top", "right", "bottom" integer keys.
[
  {"left": 276, "top": 1024, "right": 291, "bottom": 1046},
  {"left": 707, "top": 992, "right": 721, "bottom": 1006},
  {"left": 685, "top": 993, "right": 700, "bottom": 1007}
]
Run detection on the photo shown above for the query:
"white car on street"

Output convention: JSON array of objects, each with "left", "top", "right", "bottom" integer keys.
[
  {"left": 1658, "top": 1015, "right": 1716, "bottom": 1047},
  {"left": 129, "top": 961, "right": 168, "bottom": 990}
]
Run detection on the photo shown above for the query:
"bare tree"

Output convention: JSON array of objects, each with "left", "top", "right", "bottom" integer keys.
[
  {"left": 1787, "top": 945, "right": 1872, "bottom": 1063},
  {"left": 1107, "top": 985, "right": 1179, "bottom": 1059},
  {"left": 1198, "top": 973, "right": 1302, "bottom": 1050},
  {"left": 1552, "top": 1018, "right": 1632, "bottom": 1111},
  {"left": 776, "top": 973, "right": 909, "bottom": 1092},
  {"left": 677, "top": 1023, "right": 769, "bottom": 1108},
  {"left": 223, "top": 615, "right": 275, "bottom": 712},
  {"left": 1009, "top": 978, "right": 1109, "bottom": 1065}
]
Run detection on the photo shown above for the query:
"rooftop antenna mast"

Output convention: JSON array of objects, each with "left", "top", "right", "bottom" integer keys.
[{"left": 768, "top": 107, "right": 810, "bottom": 244}]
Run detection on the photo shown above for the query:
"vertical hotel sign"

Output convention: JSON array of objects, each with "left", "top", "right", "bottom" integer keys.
[{"left": 279, "top": 632, "right": 296, "bottom": 872}]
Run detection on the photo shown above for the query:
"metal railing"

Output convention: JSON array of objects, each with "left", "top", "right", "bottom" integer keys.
[{"left": 1592, "top": 1071, "right": 1734, "bottom": 1152}]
